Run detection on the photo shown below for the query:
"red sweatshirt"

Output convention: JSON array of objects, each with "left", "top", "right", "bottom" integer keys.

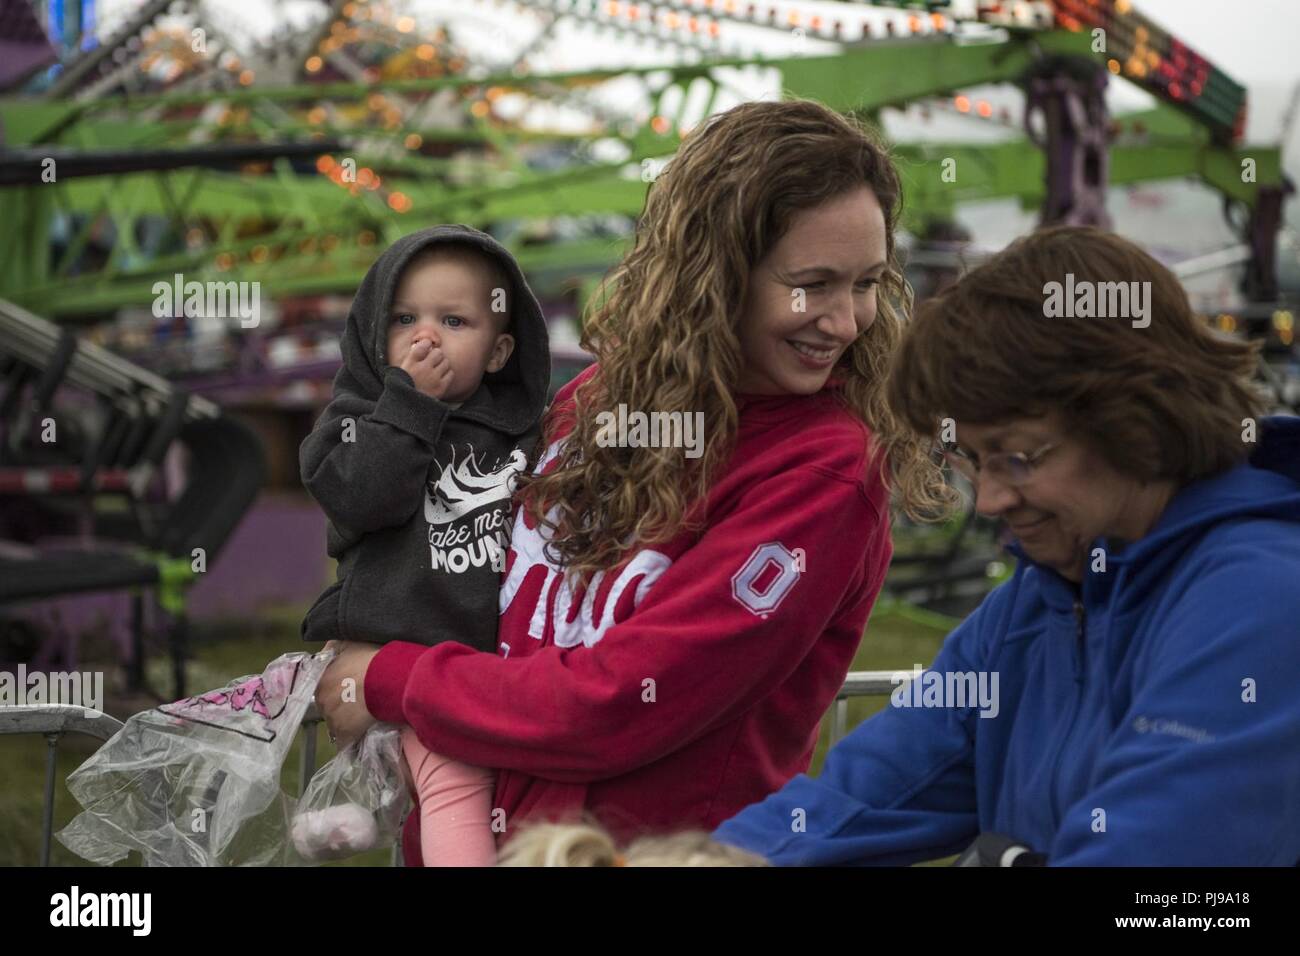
[{"left": 364, "top": 363, "right": 894, "bottom": 862}]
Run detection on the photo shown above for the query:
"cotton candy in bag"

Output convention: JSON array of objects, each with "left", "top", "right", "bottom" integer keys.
[
  {"left": 56, "top": 649, "right": 408, "bottom": 865},
  {"left": 291, "top": 722, "right": 409, "bottom": 862}
]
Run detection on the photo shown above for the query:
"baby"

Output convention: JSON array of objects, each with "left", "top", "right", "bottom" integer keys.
[{"left": 298, "top": 224, "right": 550, "bottom": 864}]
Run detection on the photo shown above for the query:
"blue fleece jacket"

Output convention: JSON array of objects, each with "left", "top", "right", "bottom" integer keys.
[{"left": 713, "top": 416, "right": 1300, "bottom": 865}]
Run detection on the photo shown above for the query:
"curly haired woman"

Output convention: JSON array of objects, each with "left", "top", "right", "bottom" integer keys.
[{"left": 316, "top": 98, "right": 944, "bottom": 864}]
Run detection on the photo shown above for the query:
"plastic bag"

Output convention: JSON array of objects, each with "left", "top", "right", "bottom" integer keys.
[
  {"left": 56, "top": 650, "right": 356, "bottom": 866},
  {"left": 291, "top": 723, "right": 409, "bottom": 862}
]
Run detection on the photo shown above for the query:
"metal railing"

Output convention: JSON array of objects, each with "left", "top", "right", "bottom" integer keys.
[
  {"left": 0, "top": 705, "right": 125, "bottom": 867},
  {"left": 829, "top": 671, "right": 901, "bottom": 746},
  {"left": 3, "top": 671, "right": 902, "bottom": 866}
]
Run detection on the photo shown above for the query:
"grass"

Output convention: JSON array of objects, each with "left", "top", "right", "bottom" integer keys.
[{"left": 0, "top": 601, "right": 953, "bottom": 867}]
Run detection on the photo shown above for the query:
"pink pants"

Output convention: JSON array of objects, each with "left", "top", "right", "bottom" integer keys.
[{"left": 399, "top": 726, "right": 497, "bottom": 866}]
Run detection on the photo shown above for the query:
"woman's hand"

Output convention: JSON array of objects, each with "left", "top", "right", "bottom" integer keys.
[{"left": 316, "top": 640, "right": 384, "bottom": 746}]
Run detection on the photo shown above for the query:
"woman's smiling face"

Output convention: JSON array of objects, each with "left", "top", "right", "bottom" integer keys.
[
  {"left": 735, "top": 186, "right": 888, "bottom": 396},
  {"left": 955, "top": 414, "right": 1179, "bottom": 582}
]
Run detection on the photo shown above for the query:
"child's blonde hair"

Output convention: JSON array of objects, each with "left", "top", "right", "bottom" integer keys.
[{"left": 496, "top": 818, "right": 769, "bottom": 867}]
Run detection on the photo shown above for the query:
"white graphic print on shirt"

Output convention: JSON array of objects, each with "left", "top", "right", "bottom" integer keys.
[
  {"left": 499, "top": 439, "right": 674, "bottom": 649},
  {"left": 424, "top": 445, "right": 527, "bottom": 574}
]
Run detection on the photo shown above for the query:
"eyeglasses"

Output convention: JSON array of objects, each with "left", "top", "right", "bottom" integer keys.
[{"left": 941, "top": 441, "right": 1059, "bottom": 487}]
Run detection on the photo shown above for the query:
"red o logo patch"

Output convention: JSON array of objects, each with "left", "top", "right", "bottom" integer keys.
[{"left": 731, "top": 542, "right": 801, "bottom": 618}]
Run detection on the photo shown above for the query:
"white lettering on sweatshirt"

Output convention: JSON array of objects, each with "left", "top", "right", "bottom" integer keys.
[{"left": 498, "top": 439, "right": 673, "bottom": 647}]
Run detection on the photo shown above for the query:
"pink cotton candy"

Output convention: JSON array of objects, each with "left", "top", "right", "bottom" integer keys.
[{"left": 291, "top": 805, "right": 379, "bottom": 861}]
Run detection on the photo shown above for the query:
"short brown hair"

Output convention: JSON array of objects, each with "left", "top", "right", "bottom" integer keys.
[{"left": 887, "top": 225, "right": 1264, "bottom": 485}]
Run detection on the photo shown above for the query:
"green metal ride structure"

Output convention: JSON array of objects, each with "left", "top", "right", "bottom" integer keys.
[{"left": 0, "top": 0, "right": 1289, "bottom": 320}]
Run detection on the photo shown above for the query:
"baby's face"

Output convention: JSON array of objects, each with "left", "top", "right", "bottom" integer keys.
[{"left": 386, "top": 255, "right": 514, "bottom": 403}]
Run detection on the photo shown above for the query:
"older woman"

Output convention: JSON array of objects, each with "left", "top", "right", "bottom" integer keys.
[{"left": 714, "top": 225, "right": 1300, "bottom": 865}]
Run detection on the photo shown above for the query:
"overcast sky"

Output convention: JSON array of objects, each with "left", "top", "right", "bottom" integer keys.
[
  {"left": 1138, "top": 0, "right": 1299, "bottom": 146},
  {"left": 1137, "top": 0, "right": 1296, "bottom": 87},
  {"left": 96, "top": 0, "right": 1299, "bottom": 134}
]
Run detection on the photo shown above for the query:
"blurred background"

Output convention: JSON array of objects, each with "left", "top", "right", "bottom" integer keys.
[{"left": 0, "top": 0, "right": 1296, "bottom": 863}]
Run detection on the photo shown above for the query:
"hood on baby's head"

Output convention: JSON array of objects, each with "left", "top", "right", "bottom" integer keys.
[{"left": 337, "top": 223, "right": 551, "bottom": 436}]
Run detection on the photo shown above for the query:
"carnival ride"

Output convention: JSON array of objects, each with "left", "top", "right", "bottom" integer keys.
[{"left": 0, "top": 1, "right": 1290, "bottom": 315}]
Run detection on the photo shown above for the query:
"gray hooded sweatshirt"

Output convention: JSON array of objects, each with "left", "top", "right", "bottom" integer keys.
[{"left": 300, "top": 224, "right": 550, "bottom": 651}]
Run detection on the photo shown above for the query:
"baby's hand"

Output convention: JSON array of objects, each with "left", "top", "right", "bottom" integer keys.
[{"left": 398, "top": 339, "right": 453, "bottom": 400}]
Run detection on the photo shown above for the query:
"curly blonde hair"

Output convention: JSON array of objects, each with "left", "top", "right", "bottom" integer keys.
[
  {"left": 515, "top": 98, "right": 952, "bottom": 588},
  {"left": 496, "top": 818, "right": 769, "bottom": 867}
]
